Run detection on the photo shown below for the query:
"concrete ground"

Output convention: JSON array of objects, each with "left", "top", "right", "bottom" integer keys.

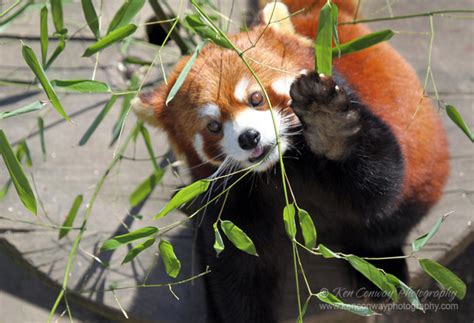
[{"left": 0, "top": 0, "right": 473, "bottom": 322}]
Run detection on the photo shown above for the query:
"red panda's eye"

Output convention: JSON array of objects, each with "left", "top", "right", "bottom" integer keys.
[
  {"left": 207, "top": 120, "right": 222, "bottom": 133},
  {"left": 249, "top": 91, "right": 264, "bottom": 107}
]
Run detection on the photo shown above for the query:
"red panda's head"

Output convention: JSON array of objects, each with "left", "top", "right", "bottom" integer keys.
[{"left": 133, "top": 3, "right": 313, "bottom": 176}]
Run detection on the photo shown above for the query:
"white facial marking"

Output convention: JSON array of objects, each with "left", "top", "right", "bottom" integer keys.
[
  {"left": 271, "top": 76, "right": 296, "bottom": 97},
  {"left": 222, "top": 108, "right": 288, "bottom": 171},
  {"left": 193, "top": 134, "right": 221, "bottom": 166},
  {"left": 234, "top": 77, "right": 249, "bottom": 102},
  {"left": 198, "top": 103, "right": 221, "bottom": 119}
]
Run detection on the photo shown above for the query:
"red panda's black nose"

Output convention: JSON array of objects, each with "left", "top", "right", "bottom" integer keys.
[{"left": 239, "top": 129, "right": 261, "bottom": 150}]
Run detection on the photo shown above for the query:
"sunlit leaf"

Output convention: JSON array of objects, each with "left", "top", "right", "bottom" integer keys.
[
  {"left": 412, "top": 215, "right": 446, "bottom": 252},
  {"left": 100, "top": 226, "right": 158, "bottom": 251},
  {"left": 107, "top": 0, "right": 145, "bottom": 34},
  {"left": 0, "top": 179, "right": 13, "bottom": 200},
  {"left": 50, "top": 0, "right": 64, "bottom": 33},
  {"left": 44, "top": 37, "right": 66, "bottom": 70},
  {"left": 83, "top": 24, "right": 137, "bottom": 57},
  {"left": 315, "top": 290, "right": 376, "bottom": 316},
  {"left": 446, "top": 104, "right": 474, "bottom": 142},
  {"left": 0, "top": 130, "right": 37, "bottom": 215},
  {"left": 297, "top": 208, "right": 317, "bottom": 249},
  {"left": 37, "top": 117, "right": 46, "bottom": 160},
  {"left": 0, "top": 101, "right": 45, "bottom": 120},
  {"left": 122, "top": 237, "right": 155, "bottom": 264},
  {"left": 317, "top": 244, "right": 341, "bottom": 258},
  {"left": 283, "top": 203, "right": 297, "bottom": 239},
  {"left": 166, "top": 41, "right": 205, "bottom": 106},
  {"left": 140, "top": 125, "right": 160, "bottom": 170},
  {"left": 185, "top": 8, "right": 232, "bottom": 49},
  {"left": 220, "top": 220, "right": 258, "bottom": 256},
  {"left": 153, "top": 180, "right": 210, "bottom": 220},
  {"left": 129, "top": 169, "right": 165, "bottom": 207},
  {"left": 315, "top": 1, "right": 334, "bottom": 76},
  {"left": 40, "top": 6, "right": 48, "bottom": 66},
  {"left": 52, "top": 79, "right": 111, "bottom": 93},
  {"left": 213, "top": 222, "right": 225, "bottom": 257},
  {"left": 159, "top": 239, "right": 181, "bottom": 278},
  {"left": 332, "top": 29, "right": 394, "bottom": 58},
  {"left": 79, "top": 96, "right": 117, "bottom": 146},
  {"left": 81, "top": 0, "right": 100, "bottom": 39},
  {"left": 21, "top": 43, "right": 69, "bottom": 121},
  {"left": 419, "top": 258, "right": 466, "bottom": 300},
  {"left": 386, "top": 274, "right": 423, "bottom": 311},
  {"left": 124, "top": 56, "right": 153, "bottom": 66},
  {"left": 16, "top": 140, "right": 32, "bottom": 168},
  {"left": 59, "top": 194, "right": 83, "bottom": 239}
]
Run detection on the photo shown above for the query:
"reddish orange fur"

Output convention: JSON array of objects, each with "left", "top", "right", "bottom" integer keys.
[{"left": 142, "top": 0, "right": 449, "bottom": 206}]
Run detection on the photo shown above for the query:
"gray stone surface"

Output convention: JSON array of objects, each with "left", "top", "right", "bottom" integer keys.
[{"left": 0, "top": 1, "right": 473, "bottom": 322}]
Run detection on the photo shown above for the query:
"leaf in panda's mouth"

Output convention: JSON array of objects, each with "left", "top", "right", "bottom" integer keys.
[{"left": 249, "top": 145, "right": 272, "bottom": 163}]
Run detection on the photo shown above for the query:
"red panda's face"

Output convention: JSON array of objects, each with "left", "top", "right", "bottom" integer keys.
[{"left": 134, "top": 17, "right": 314, "bottom": 175}]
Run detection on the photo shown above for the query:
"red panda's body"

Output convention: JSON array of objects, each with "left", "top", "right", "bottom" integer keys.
[{"left": 134, "top": 1, "right": 449, "bottom": 322}]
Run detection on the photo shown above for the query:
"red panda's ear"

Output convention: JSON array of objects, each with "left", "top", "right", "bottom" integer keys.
[
  {"left": 261, "top": 2, "right": 295, "bottom": 35},
  {"left": 132, "top": 85, "right": 167, "bottom": 128}
]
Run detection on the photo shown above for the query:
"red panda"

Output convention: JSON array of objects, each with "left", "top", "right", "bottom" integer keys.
[{"left": 133, "top": 1, "right": 449, "bottom": 321}]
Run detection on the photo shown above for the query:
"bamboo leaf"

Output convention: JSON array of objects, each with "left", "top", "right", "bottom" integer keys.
[
  {"left": 83, "top": 24, "right": 137, "bottom": 57},
  {"left": 332, "top": 29, "right": 394, "bottom": 58},
  {"left": 213, "top": 222, "right": 225, "bottom": 257},
  {"left": 100, "top": 226, "right": 158, "bottom": 251},
  {"left": 318, "top": 244, "right": 341, "bottom": 259},
  {"left": 50, "top": 0, "right": 64, "bottom": 33},
  {"left": 220, "top": 220, "right": 258, "bottom": 256},
  {"left": 59, "top": 194, "right": 83, "bottom": 239},
  {"left": 166, "top": 41, "right": 205, "bottom": 106},
  {"left": 315, "top": 291, "right": 376, "bottom": 316},
  {"left": 107, "top": 0, "right": 145, "bottom": 34},
  {"left": 185, "top": 11, "right": 232, "bottom": 49},
  {"left": 0, "top": 180, "right": 13, "bottom": 200},
  {"left": 81, "top": 0, "right": 100, "bottom": 39},
  {"left": 386, "top": 274, "right": 423, "bottom": 311},
  {"left": 419, "top": 258, "right": 466, "bottom": 300},
  {"left": 122, "top": 237, "right": 155, "bottom": 264},
  {"left": 446, "top": 104, "right": 474, "bottom": 142},
  {"left": 315, "top": 1, "right": 334, "bottom": 76},
  {"left": 283, "top": 203, "right": 297, "bottom": 239},
  {"left": 129, "top": 169, "right": 165, "bottom": 207},
  {"left": 0, "top": 101, "right": 45, "bottom": 120},
  {"left": 21, "top": 43, "right": 69, "bottom": 121},
  {"left": 412, "top": 215, "right": 446, "bottom": 252},
  {"left": 346, "top": 255, "right": 398, "bottom": 302},
  {"left": 159, "top": 239, "right": 181, "bottom": 278},
  {"left": 40, "top": 6, "right": 48, "bottom": 66},
  {"left": 110, "top": 95, "right": 132, "bottom": 145},
  {"left": 0, "top": 130, "right": 37, "bottom": 215},
  {"left": 140, "top": 125, "right": 160, "bottom": 170},
  {"left": 153, "top": 180, "right": 210, "bottom": 220},
  {"left": 44, "top": 37, "right": 66, "bottom": 70},
  {"left": 79, "top": 96, "right": 117, "bottom": 146},
  {"left": 17, "top": 140, "right": 32, "bottom": 168},
  {"left": 124, "top": 56, "right": 153, "bottom": 66},
  {"left": 52, "top": 79, "right": 111, "bottom": 93},
  {"left": 297, "top": 208, "right": 317, "bottom": 249},
  {"left": 37, "top": 117, "right": 47, "bottom": 160}
]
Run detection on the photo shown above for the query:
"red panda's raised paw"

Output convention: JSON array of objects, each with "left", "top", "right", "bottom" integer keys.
[{"left": 289, "top": 71, "right": 361, "bottom": 160}]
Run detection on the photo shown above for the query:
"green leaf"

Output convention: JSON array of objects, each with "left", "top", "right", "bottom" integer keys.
[
  {"left": 16, "top": 140, "right": 32, "bottom": 168},
  {"left": 185, "top": 10, "right": 232, "bottom": 49},
  {"left": 298, "top": 296, "right": 311, "bottom": 323},
  {"left": 37, "top": 117, "right": 46, "bottom": 160},
  {"left": 315, "top": 291, "right": 376, "bottom": 316},
  {"left": 297, "top": 208, "right": 317, "bottom": 249},
  {"left": 213, "top": 222, "right": 225, "bottom": 257},
  {"left": 332, "top": 29, "right": 394, "bottom": 58},
  {"left": 412, "top": 215, "right": 446, "bottom": 252},
  {"left": 83, "top": 24, "right": 138, "bottom": 57},
  {"left": 79, "top": 96, "right": 117, "bottom": 146},
  {"left": 166, "top": 41, "right": 205, "bottom": 106},
  {"left": 107, "top": 0, "right": 145, "bottom": 34},
  {"left": 122, "top": 237, "right": 155, "bottom": 264},
  {"left": 140, "top": 125, "right": 160, "bottom": 170},
  {"left": 220, "top": 220, "right": 258, "bottom": 256},
  {"left": 346, "top": 255, "right": 398, "bottom": 302},
  {"left": 40, "top": 6, "right": 48, "bottom": 66},
  {"left": 331, "top": 3, "right": 340, "bottom": 48},
  {"left": 44, "top": 37, "right": 66, "bottom": 70},
  {"left": 0, "top": 101, "right": 45, "bottom": 120},
  {"left": 129, "top": 169, "right": 165, "bottom": 207},
  {"left": 419, "top": 258, "right": 466, "bottom": 300},
  {"left": 315, "top": 1, "right": 334, "bottom": 76},
  {"left": 52, "top": 79, "right": 111, "bottom": 93},
  {"left": 59, "top": 194, "right": 83, "bottom": 239},
  {"left": 159, "top": 239, "right": 181, "bottom": 278},
  {"left": 50, "top": 0, "right": 64, "bottom": 33},
  {"left": 21, "top": 43, "right": 69, "bottom": 121},
  {"left": 81, "top": 0, "right": 100, "bottom": 39},
  {"left": 110, "top": 95, "right": 132, "bottom": 145},
  {"left": 446, "top": 104, "right": 474, "bottom": 142},
  {"left": 100, "top": 226, "right": 158, "bottom": 251},
  {"left": 386, "top": 274, "right": 423, "bottom": 311},
  {"left": 0, "top": 179, "right": 13, "bottom": 200},
  {"left": 317, "top": 244, "right": 341, "bottom": 258},
  {"left": 153, "top": 180, "right": 210, "bottom": 220},
  {"left": 283, "top": 203, "right": 297, "bottom": 239},
  {"left": 0, "top": 130, "right": 37, "bottom": 215},
  {"left": 124, "top": 56, "right": 153, "bottom": 66}
]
